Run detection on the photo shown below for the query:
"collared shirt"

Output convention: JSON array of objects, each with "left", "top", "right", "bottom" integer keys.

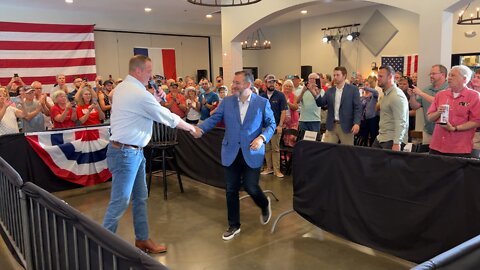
[
  {"left": 166, "top": 92, "right": 186, "bottom": 118},
  {"left": 418, "top": 82, "right": 449, "bottom": 134},
  {"left": 238, "top": 93, "right": 252, "bottom": 124},
  {"left": 334, "top": 85, "right": 344, "bottom": 121},
  {"left": 377, "top": 85, "right": 409, "bottom": 144},
  {"left": 427, "top": 87, "right": 480, "bottom": 154},
  {"left": 109, "top": 75, "right": 181, "bottom": 147},
  {"left": 199, "top": 91, "right": 219, "bottom": 120}
]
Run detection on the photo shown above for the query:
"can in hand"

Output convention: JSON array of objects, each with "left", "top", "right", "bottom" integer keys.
[{"left": 439, "top": 104, "right": 449, "bottom": 125}]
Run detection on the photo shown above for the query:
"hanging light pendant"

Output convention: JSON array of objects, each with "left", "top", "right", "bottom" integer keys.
[
  {"left": 187, "top": 0, "right": 262, "bottom": 7},
  {"left": 241, "top": 29, "right": 271, "bottom": 50},
  {"left": 458, "top": 1, "right": 480, "bottom": 25}
]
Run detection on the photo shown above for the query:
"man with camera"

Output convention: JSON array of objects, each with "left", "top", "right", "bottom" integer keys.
[{"left": 296, "top": 73, "right": 322, "bottom": 132}]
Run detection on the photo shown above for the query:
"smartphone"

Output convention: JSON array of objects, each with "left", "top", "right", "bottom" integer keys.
[
  {"left": 13, "top": 73, "right": 19, "bottom": 78},
  {"left": 315, "top": 78, "right": 321, "bottom": 87}
]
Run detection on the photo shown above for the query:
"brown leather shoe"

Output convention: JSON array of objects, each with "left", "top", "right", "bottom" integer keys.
[{"left": 135, "top": 239, "right": 167, "bottom": 254}]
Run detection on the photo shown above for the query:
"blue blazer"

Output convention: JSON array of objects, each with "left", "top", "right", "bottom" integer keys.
[
  {"left": 316, "top": 84, "right": 362, "bottom": 134},
  {"left": 198, "top": 93, "right": 276, "bottom": 168}
]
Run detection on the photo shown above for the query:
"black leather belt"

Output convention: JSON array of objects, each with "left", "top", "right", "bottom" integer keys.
[{"left": 110, "top": 141, "right": 142, "bottom": 149}]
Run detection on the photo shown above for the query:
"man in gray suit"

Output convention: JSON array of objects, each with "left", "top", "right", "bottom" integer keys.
[{"left": 316, "top": 66, "right": 361, "bottom": 145}]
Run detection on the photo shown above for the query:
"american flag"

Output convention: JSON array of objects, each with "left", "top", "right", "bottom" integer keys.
[
  {"left": 381, "top": 54, "right": 418, "bottom": 76},
  {"left": 0, "top": 21, "right": 97, "bottom": 91},
  {"left": 25, "top": 126, "right": 111, "bottom": 186}
]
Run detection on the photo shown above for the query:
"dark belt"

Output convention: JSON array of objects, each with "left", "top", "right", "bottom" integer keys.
[
  {"left": 334, "top": 120, "right": 340, "bottom": 124},
  {"left": 110, "top": 141, "right": 142, "bottom": 149}
]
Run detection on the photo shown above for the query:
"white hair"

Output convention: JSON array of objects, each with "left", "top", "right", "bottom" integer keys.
[{"left": 451, "top": 65, "right": 473, "bottom": 84}]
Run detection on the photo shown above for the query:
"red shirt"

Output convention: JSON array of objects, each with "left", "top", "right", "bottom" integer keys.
[
  {"left": 50, "top": 104, "right": 76, "bottom": 129},
  {"left": 428, "top": 87, "right": 480, "bottom": 154},
  {"left": 166, "top": 93, "right": 186, "bottom": 118},
  {"left": 77, "top": 104, "right": 101, "bottom": 126}
]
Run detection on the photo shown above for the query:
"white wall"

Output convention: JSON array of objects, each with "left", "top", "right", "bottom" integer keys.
[
  {"left": 242, "top": 21, "right": 301, "bottom": 79},
  {"left": 0, "top": 3, "right": 223, "bottom": 82}
]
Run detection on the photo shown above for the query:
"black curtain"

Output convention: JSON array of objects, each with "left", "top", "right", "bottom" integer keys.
[{"left": 292, "top": 140, "right": 480, "bottom": 263}]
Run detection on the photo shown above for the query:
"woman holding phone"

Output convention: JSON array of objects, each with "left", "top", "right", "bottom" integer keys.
[{"left": 76, "top": 85, "right": 105, "bottom": 126}]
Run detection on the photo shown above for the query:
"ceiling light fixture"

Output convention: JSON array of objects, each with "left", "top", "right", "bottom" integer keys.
[
  {"left": 346, "top": 31, "right": 360, "bottom": 41},
  {"left": 206, "top": 10, "right": 221, "bottom": 19},
  {"left": 458, "top": 1, "right": 480, "bottom": 25},
  {"left": 187, "top": 0, "right": 262, "bottom": 7},
  {"left": 65, "top": 0, "right": 73, "bottom": 3},
  {"left": 301, "top": 10, "right": 308, "bottom": 15},
  {"left": 241, "top": 29, "right": 271, "bottom": 50},
  {"left": 145, "top": 7, "right": 152, "bottom": 12}
]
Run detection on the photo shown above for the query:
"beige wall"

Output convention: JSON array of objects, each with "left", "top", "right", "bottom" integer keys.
[{"left": 94, "top": 31, "right": 213, "bottom": 81}]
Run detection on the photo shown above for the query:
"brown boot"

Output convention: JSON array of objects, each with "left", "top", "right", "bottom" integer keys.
[{"left": 135, "top": 239, "right": 167, "bottom": 254}]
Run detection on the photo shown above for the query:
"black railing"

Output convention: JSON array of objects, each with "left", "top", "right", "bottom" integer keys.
[{"left": 0, "top": 156, "right": 168, "bottom": 270}]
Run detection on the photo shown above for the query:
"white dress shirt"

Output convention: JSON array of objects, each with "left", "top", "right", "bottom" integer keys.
[
  {"left": 109, "top": 75, "right": 181, "bottom": 147},
  {"left": 238, "top": 93, "right": 252, "bottom": 124},
  {"left": 334, "top": 85, "right": 344, "bottom": 121}
]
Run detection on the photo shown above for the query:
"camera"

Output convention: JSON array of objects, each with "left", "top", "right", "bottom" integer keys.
[{"left": 83, "top": 77, "right": 88, "bottom": 82}]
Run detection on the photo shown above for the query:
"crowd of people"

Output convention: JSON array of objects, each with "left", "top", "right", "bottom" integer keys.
[
  {"left": 2, "top": 63, "right": 480, "bottom": 160},
  {"left": 3, "top": 55, "right": 480, "bottom": 249}
]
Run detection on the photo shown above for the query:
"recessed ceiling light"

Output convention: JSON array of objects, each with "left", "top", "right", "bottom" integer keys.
[
  {"left": 65, "top": 0, "right": 73, "bottom": 3},
  {"left": 206, "top": 14, "right": 213, "bottom": 19},
  {"left": 301, "top": 10, "right": 308, "bottom": 14},
  {"left": 145, "top": 7, "right": 152, "bottom": 12}
]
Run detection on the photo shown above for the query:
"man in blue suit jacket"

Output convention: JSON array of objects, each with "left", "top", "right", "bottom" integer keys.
[
  {"left": 193, "top": 71, "right": 276, "bottom": 241},
  {"left": 315, "top": 66, "right": 361, "bottom": 145}
]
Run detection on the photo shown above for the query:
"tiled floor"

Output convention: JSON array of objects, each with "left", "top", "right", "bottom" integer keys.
[{"left": 0, "top": 172, "right": 415, "bottom": 270}]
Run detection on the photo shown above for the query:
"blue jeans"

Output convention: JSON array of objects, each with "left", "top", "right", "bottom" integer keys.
[
  {"left": 103, "top": 144, "right": 149, "bottom": 240},
  {"left": 224, "top": 150, "right": 268, "bottom": 228},
  {"left": 299, "top": 121, "right": 320, "bottom": 132}
]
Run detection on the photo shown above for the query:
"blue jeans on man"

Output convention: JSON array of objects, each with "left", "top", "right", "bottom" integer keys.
[
  {"left": 224, "top": 150, "right": 268, "bottom": 228},
  {"left": 103, "top": 144, "right": 149, "bottom": 240}
]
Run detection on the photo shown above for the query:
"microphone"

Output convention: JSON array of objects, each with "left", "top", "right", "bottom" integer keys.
[{"left": 149, "top": 79, "right": 166, "bottom": 102}]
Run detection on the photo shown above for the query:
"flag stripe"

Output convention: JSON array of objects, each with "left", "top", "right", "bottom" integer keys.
[
  {"left": 25, "top": 126, "right": 112, "bottom": 186},
  {"left": 0, "top": 74, "right": 97, "bottom": 86},
  {"left": 0, "top": 58, "right": 96, "bottom": 69},
  {"left": 162, "top": 49, "right": 177, "bottom": 80},
  {"left": 0, "top": 32, "right": 94, "bottom": 42},
  {"left": 0, "top": 49, "right": 96, "bottom": 59},
  {"left": 0, "top": 41, "right": 95, "bottom": 50},
  {"left": 0, "top": 21, "right": 94, "bottom": 33},
  {"left": 0, "top": 65, "right": 97, "bottom": 78}
]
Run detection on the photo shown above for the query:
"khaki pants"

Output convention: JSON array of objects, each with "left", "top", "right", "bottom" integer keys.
[
  {"left": 323, "top": 123, "right": 354, "bottom": 145},
  {"left": 265, "top": 131, "right": 281, "bottom": 173}
]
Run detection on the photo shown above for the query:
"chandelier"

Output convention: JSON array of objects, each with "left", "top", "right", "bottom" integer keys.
[
  {"left": 187, "top": 0, "right": 262, "bottom": 7},
  {"left": 458, "top": 1, "right": 480, "bottom": 25},
  {"left": 241, "top": 29, "right": 271, "bottom": 50}
]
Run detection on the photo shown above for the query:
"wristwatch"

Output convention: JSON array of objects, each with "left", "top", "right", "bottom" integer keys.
[{"left": 454, "top": 126, "right": 457, "bottom": 132}]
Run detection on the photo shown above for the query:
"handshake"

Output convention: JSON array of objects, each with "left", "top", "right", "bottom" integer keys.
[{"left": 189, "top": 125, "right": 203, "bottom": 139}]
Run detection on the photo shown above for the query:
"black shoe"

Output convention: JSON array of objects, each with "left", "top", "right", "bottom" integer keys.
[
  {"left": 260, "top": 196, "right": 272, "bottom": 225},
  {"left": 222, "top": 226, "right": 241, "bottom": 241}
]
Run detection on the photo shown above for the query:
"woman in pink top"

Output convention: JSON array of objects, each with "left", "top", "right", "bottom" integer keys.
[{"left": 282, "top": 80, "right": 299, "bottom": 147}]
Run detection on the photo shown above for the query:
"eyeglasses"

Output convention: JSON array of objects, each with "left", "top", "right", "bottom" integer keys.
[
  {"left": 216, "top": 80, "right": 222, "bottom": 83},
  {"left": 33, "top": 87, "right": 42, "bottom": 90}
]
